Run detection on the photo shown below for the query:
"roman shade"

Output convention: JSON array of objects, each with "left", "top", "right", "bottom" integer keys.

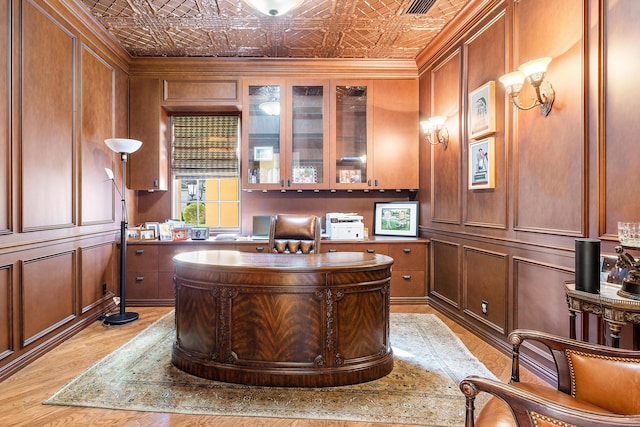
[{"left": 172, "top": 116, "right": 239, "bottom": 179}]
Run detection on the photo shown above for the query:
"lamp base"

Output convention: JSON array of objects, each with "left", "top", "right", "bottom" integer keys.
[{"left": 104, "top": 311, "right": 139, "bottom": 325}]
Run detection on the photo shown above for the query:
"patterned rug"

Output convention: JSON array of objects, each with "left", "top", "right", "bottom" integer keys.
[{"left": 44, "top": 312, "right": 495, "bottom": 426}]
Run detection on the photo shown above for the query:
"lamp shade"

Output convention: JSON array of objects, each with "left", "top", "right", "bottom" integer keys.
[
  {"left": 420, "top": 120, "right": 433, "bottom": 133},
  {"left": 244, "top": 0, "right": 304, "bottom": 16},
  {"left": 518, "top": 57, "right": 552, "bottom": 77},
  {"left": 429, "top": 115, "right": 447, "bottom": 127},
  {"left": 105, "top": 138, "right": 143, "bottom": 154}
]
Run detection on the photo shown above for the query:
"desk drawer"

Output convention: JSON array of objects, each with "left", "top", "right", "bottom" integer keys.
[
  {"left": 388, "top": 244, "right": 425, "bottom": 270},
  {"left": 390, "top": 270, "right": 425, "bottom": 297},
  {"left": 126, "top": 271, "right": 159, "bottom": 299},
  {"left": 126, "top": 245, "right": 158, "bottom": 271}
]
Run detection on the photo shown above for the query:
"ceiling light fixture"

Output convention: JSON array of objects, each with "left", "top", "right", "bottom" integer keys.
[{"left": 244, "top": 0, "right": 304, "bottom": 16}]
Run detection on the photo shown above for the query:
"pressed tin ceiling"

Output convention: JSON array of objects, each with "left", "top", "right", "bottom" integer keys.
[{"left": 79, "top": 0, "right": 471, "bottom": 58}]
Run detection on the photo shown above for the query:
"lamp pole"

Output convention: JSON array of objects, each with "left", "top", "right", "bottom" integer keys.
[{"left": 104, "top": 138, "right": 143, "bottom": 326}]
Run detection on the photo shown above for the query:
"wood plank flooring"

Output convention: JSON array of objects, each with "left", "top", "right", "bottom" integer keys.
[{"left": 0, "top": 306, "right": 543, "bottom": 426}]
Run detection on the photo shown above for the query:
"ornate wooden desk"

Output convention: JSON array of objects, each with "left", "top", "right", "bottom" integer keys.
[
  {"left": 172, "top": 250, "right": 394, "bottom": 387},
  {"left": 564, "top": 280, "right": 640, "bottom": 348}
]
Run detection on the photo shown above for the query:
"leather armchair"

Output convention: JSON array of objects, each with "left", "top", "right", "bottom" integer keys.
[
  {"left": 268, "top": 214, "right": 321, "bottom": 254},
  {"left": 460, "top": 329, "right": 640, "bottom": 427}
]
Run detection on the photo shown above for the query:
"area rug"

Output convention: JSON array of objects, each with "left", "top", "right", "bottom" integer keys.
[{"left": 44, "top": 312, "right": 496, "bottom": 426}]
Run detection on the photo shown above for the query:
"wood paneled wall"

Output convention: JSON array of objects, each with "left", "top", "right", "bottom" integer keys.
[
  {"left": 417, "top": 0, "right": 640, "bottom": 380},
  {"left": 0, "top": 0, "right": 129, "bottom": 380}
]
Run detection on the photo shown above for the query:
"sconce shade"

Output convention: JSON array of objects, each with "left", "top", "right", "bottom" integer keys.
[
  {"left": 244, "top": 0, "right": 304, "bottom": 16},
  {"left": 499, "top": 71, "right": 525, "bottom": 89},
  {"left": 518, "top": 57, "right": 552, "bottom": 77},
  {"left": 420, "top": 120, "right": 433, "bottom": 133},
  {"left": 428, "top": 115, "right": 447, "bottom": 127},
  {"left": 105, "top": 138, "right": 143, "bottom": 154}
]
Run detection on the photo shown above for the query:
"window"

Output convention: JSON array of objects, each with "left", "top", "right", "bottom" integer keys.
[{"left": 171, "top": 115, "right": 240, "bottom": 232}]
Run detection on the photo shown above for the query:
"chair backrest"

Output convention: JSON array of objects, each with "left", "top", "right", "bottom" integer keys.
[{"left": 269, "top": 214, "right": 321, "bottom": 254}]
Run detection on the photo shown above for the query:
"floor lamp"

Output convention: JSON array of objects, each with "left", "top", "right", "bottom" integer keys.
[{"left": 104, "top": 138, "right": 143, "bottom": 326}]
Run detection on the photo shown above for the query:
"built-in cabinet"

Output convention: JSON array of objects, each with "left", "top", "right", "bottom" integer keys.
[
  {"left": 126, "top": 238, "right": 428, "bottom": 306},
  {"left": 242, "top": 78, "right": 419, "bottom": 191},
  {"left": 242, "top": 79, "right": 330, "bottom": 191}
]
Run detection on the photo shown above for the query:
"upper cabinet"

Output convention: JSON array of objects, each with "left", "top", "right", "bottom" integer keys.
[
  {"left": 242, "top": 79, "right": 330, "bottom": 191},
  {"left": 371, "top": 79, "right": 419, "bottom": 190},
  {"left": 330, "top": 81, "right": 374, "bottom": 190},
  {"left": 129, "top": 77, "right": 169, "bottom": 191}
]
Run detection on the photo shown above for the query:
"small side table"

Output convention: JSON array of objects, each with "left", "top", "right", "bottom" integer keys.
[{"left": 564, "top": 280, "right": 640, "bottom": 349}]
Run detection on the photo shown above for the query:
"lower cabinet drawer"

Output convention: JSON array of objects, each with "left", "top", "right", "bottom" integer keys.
[
  {"left": 126, "top": 271, "right": 159, "bottom": 299},
  {"left": 390, "top": 270, "right": 425, "bottom": 297}
]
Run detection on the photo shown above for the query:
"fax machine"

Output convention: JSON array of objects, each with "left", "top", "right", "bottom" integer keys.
[{"left": 326, "top": 213, "right": 365, "bottom": 240}]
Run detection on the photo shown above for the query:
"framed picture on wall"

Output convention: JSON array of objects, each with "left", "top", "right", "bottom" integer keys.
[
  {"left": 468, "top": 81, "right": 496, "bottom": 139},
  {"left": 373, "top": 201, "right": 419, "bottom": 237},
  {"left": 468, "top": 138, "right": 495, "bottom": 189}
]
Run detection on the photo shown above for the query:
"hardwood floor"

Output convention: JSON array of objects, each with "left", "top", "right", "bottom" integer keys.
[{"left": 0, "top": 305, "right": 543, "bottom": 427}]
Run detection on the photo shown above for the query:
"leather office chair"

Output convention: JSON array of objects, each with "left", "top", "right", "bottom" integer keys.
[
  {"left": 460, "top": 329, "right": 640, "bottom": 427},
  {"left": 268, "top": 214, "right": 321, "bottom": 254}
]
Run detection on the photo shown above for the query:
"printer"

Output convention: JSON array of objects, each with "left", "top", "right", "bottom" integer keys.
[{"left": 326, "top": 213, "right": 365, "bottom": 240}]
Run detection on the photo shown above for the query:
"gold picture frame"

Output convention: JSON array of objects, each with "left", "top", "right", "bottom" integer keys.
[{"left": 468, "top": 81, "right": 496, "bottom": 140}]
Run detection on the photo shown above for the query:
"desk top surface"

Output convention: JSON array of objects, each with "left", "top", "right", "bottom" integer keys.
[
  {"left": 173, "top": 250, "right": 394, "bottom": 272},
  {"left": 565, "top": 280, "right": 640, "bottom": 309}
]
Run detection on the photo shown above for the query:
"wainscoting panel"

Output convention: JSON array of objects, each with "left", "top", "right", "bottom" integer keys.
[
  {"left": 430, "top": 49, "right": 461, "bottom": 225},
  {"left": 463, "top": 246, "right": 508, "bottom": 334},
  {"left": 0, "top": 0, "right": 8, "bottom": 234},
  {"left": 20, "top": 251, "right": 76, "bottom": 347},
  {"left": 0, "top": 264, "right": 11, "bottom": 360},
  {"left": 513, "top": 256, "right": 574, "bottom": 337},
  {"left": 429, "top": 239, "right": 461, "bottom": 309},
  {"left": 80, "top": 242, "right": 113, "bottom": 314},
  {"left": 464, "top": 11, "right": 508, "bottom": 230},
  {"left": 79, "top": 44, "right": 115, "bottom": 226},
  {"left": 512, "top": 0, "right": 585, "bottom": 235},
  {"left": 602, "top": 0, "right": 640, "bottom": 237},
  {"left": 21, "top": 0, "right": 75, "bottom": 231}
]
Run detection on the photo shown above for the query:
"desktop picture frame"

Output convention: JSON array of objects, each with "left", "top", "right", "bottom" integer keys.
[
  {"left": 468, "top": 138, "right": 495, "bottom": 189},
  {"left": 468, "top": 81, "right": 496, "bottom": 140},
  {"left": 139, "top": 228, "right": 156, "bottom": 240},
  {"left": 191, "top": 227, "right": 210, "bottom": 240},
  {"left": 172, "top": 228, "right": 188, "bottom": 241},
  {"left": 373, "top": 201, "right": 419, "bottom": 237}
]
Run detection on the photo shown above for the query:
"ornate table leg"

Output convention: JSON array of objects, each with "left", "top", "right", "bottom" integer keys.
[{"left": 569, "top": 310, "right": 577, "bottom": 340}]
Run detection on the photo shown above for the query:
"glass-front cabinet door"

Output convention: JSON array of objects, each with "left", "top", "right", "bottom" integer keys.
[
  {"left": 287, "top": 81, "right": 329, "bottom": 190},
  {"left": 330, "top": 81, "right": 373, "bottom": 190},
  {"left": 243, "top": 80, "right": 329, "bottom": 191},
  {"left": 243, "top": 81, "right": 285, "bottom": 190}
]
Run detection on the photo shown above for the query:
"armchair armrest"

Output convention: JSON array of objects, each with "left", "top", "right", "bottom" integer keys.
[{"left": 460, "top": 376, "right": 640, "bottom": 427}]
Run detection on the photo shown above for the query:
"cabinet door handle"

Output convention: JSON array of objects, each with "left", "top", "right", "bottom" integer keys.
[
  {"left": 402, "top": 275, "right": 411, "bottom": 280},
  {"left": 374, "top": 179, "right": 379, "bottom": 187},
  {"left": 255, "top": 247, "right": 265, "bottom": 252},
  {"left": 403, "top": 248, "right": 412, "bottom": 253},
  {"left": 136, "top": 276, "right": 145, "bottom": 281},
  {"left": 366, "top": 249, "right": 375, "bottom": 253},
  {"left": 135, "top": 249, "right": 144, "bottom": 254},
  {"left": 328, "top": 249, "right": 337, "bottom": 253}
]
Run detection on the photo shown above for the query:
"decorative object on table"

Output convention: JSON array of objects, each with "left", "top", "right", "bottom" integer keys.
[
  {"left": 373, "top": 201, "right": 418, "bottom": 237},
  {"left": 191, "top": 227, "right": 209, "bottom": 240},
  {"left": 139, "top": 228, "right": 156, "bottom": 240},
  {"left": 574, "top": 238, "right": 600, "bottom": 294},
  {"left": 144, "top": 222, "right": 160, "bottom": 240},
  {"left": 468, "top": 81, "right": 496, "bottom": 140},
  {"left": 171, "top": 228, "right": 188, "bottom": 241},
  {"left": 614, "top": 222, "right": 640, "bottom": 300},
  {"left": 468, "top": 138, "right": 495, "bottom": 189},
  {"left": 104, "top": 137, "right": 143, "bottom": 326},
  {"left": 126, "top": 227, "right": 141, "bottom": 240},
  {"left": 600, "top": 255, "right": 628, "bottom": 284}
]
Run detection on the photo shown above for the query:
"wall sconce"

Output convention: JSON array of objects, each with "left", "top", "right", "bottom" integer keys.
[
  {"left": 420, "top": 116, "right": 449, "bottom": 150},
  {"left": 499, "top": 57, "right": 555, "bottom": 117}
]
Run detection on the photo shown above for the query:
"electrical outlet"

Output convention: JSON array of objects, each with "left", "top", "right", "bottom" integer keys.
[
  {"left": 481, "top": 300, "right": 488, "bottom": 316},
  {"left": 102, "top": 283, "right": 107, "bottom": 295}
]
